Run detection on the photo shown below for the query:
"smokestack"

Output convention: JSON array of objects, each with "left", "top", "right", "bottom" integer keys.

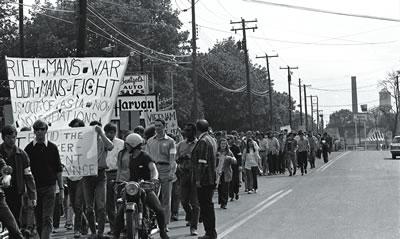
[{"left": 351, "top": 76, "right": 358, "bottom": 113}]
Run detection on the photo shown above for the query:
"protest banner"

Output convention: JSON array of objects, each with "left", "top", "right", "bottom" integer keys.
[
  {"left": 0, "top": 127, "right": 99, "bottom": 177},
  {"left": 5, "top": 57, "right": 129, "bottom": 129},
  {"left": 144, "top": 110, "right": 179, "bottom": 135},
  {"left": 116, "top": 94, "right": 157, "bottom": 119},
  {"left": 119, "top": 74, "right": 148, "bottom": 95}
]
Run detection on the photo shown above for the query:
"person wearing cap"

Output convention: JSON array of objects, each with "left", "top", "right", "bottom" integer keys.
[
  {"left": 114, "top": 133, "right": 169, "bottom": 239},
  {"left": 296, "top": 131, "right": 310, "bottom": 176},
  {"left": 144, "top": 118, "right": 176, "bottom": 229}
]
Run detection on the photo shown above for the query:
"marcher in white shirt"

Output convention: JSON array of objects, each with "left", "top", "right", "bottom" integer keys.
[{"left": 104, "top": 123, "right": 124, "bottom": 235}]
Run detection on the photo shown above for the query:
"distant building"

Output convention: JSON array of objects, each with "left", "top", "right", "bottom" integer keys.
[
  {"left": 351, "top": 76, "right": 358, "bottom": 113},
  {"left": 379, "top": 89, "right": 391, "bottom": 108}
]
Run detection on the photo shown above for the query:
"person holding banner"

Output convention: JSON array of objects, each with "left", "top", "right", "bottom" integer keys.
[
  {"left": 145, "top": 119, "right": 176, "bottom": 229},
  {"left": 82, "top": 121, "right": 114, "bottom": 239},
  {"left": 104, "top": 123, "right": 124, "bottom": 236},
  {"left": 24, "top": 120, "right": 64, "bottom": 239},
  {"left": 67, "top": 118, "right": 89, "bottom": 239}
]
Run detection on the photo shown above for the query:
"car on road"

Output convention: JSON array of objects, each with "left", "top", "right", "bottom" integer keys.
[{"left": 390, "top": 136, "right": 400, "bottom": 159}]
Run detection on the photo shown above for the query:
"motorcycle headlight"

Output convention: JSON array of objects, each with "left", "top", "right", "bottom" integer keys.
[{"left": 125, "top": 182, "right": 139, "bottom": 196}]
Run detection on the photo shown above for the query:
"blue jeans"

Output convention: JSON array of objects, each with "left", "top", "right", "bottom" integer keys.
[
  {"left": 0, "top": 194, "right": 24, "bottom": 239},
  {"left": 35, "top": 185, "right": 56, "bottom": 239},
  {"left": 82, "top": 170, "right": 106, "bottom": 235}
]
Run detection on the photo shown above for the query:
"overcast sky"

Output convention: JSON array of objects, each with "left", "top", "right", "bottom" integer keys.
[{"left": 173, "top": 0, "right": 400, "bottom": 123}]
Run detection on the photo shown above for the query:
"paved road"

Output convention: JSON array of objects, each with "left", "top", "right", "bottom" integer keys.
[{"left": 52, "top": 151, "right": 400, "bottom": 239}]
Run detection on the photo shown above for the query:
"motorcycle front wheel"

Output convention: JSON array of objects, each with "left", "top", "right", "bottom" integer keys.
[{"left": 126, "top": 210, "right": 138, "bottom": 239}]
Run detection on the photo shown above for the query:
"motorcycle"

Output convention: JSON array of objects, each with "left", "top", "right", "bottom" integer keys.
[{"left": 115, "top": 180, "right": 159, "bottom": 239}]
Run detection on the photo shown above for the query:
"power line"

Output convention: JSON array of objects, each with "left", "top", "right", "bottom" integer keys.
[
  {"left": 319, "top": 99, "right": 378, "bottom": 108},
  {"left": 87, "top": 5, "right": 191, "bottom": 59},
  {"left": 197, "top": 24, "right": 397, "bottom": 46},
  {"left": 244, "top": 0, "right": 400, "bottom": 23},
  {"left": 87, "top": 18, "right": 190, "bottom": 64}
]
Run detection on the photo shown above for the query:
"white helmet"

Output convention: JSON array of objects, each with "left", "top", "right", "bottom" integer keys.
[{"left": 125, "top": 133, "right": 143, "bottom": 148}]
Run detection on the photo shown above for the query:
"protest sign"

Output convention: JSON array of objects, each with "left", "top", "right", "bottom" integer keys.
[
  {"left": 5, "top": 57, "right": 129, "bottom": 129},
  {"left": 116, "top": 94, "right": 157, "bottom": 119},
  {"left": 144, "top": 110, "right": 179, "bottom": 135},
  {"left": 119, "top": 74, "right": 148, "bottom": 95},
  {"left": 3, "top": 127, "right": 99, "bottom": 177}
]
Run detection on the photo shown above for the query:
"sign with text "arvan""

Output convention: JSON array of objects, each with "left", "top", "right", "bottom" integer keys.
[{"left": 113, "top": 95, "right": 158, "bottom": 119}]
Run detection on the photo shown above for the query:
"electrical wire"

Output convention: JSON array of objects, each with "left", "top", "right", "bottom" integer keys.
[
  {"left": 244, "top": 0, "right": 400, "bottom": 22},
  {"left": 87, "top": 4, "right": 191, "bottom": 59},
  {"left": 87, "top": 19, "right": 191, "bottom": 64},
  {"left": 319, "top": 99, "right": 378, "bottom": 108},
  {"left": 198, "top": 24, "right": 397, "bottom": 46}
]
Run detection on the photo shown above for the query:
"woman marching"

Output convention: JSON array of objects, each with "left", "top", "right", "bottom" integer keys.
[
  {"left": 216, "top": 138, "right": 237, "bottom": 209},
  {"left": 242, "top": 138, "right": 261, "bottom": 194}
]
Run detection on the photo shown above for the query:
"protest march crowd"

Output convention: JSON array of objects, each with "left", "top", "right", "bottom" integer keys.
[{"left": 0, "top": 117, "right": 334, "bottom": 239}]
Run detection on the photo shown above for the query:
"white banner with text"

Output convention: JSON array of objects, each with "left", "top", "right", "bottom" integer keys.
[
  {"left": 8, "top": 127, "right": 99, "bottom": 177},
  {"left": 5, "top": 57, "right": 129, "bottom": 129}
]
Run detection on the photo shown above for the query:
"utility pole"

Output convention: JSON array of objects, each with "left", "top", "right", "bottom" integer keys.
[
  {"left": 76, "top": 0, "right": 87, "bottom": 57},
  {"left": 308, "top": 95, "right": 314, "bottom": 132},
  {"left": 231, "top": 18, "right": 257, "bottom": 130},
  {"left": 298, "top": 78, "right": 303, "bottom": 126},
  {"left": 303, "top": 85, "right": 308, "bottom": 132},
  {"left": 256, "top": 53, "right": 278, "bottom": 130},
  {"left": 191, "top": 0, "right": 199, "bottom": 121},
  {"left": 280, "top": 66, "right": 298, "bottom": 129},
  {"left": 319, "top": 111, "right": 324, "bottom": 131},
  {"left": 19, "top": 0, "right": 24, "bottom": 57},
  {"left": 315, "top": 96, "right": 319, "bottom": 133}
]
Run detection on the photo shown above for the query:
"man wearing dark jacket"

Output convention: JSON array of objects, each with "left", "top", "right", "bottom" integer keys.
[
  {"left": 191, "top": 119, "right": 217, "bottom": 239},
  {"left": 1, "top": 125, "right": 37, "bottom": 225}
]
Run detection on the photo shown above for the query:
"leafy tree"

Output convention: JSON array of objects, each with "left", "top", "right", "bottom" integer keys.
[
  {"left": 379, "top": 71, "right": 400, "bottom": 136},
  {"left": 326, "top": 109, "right": 353, "bottom": 137}
]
